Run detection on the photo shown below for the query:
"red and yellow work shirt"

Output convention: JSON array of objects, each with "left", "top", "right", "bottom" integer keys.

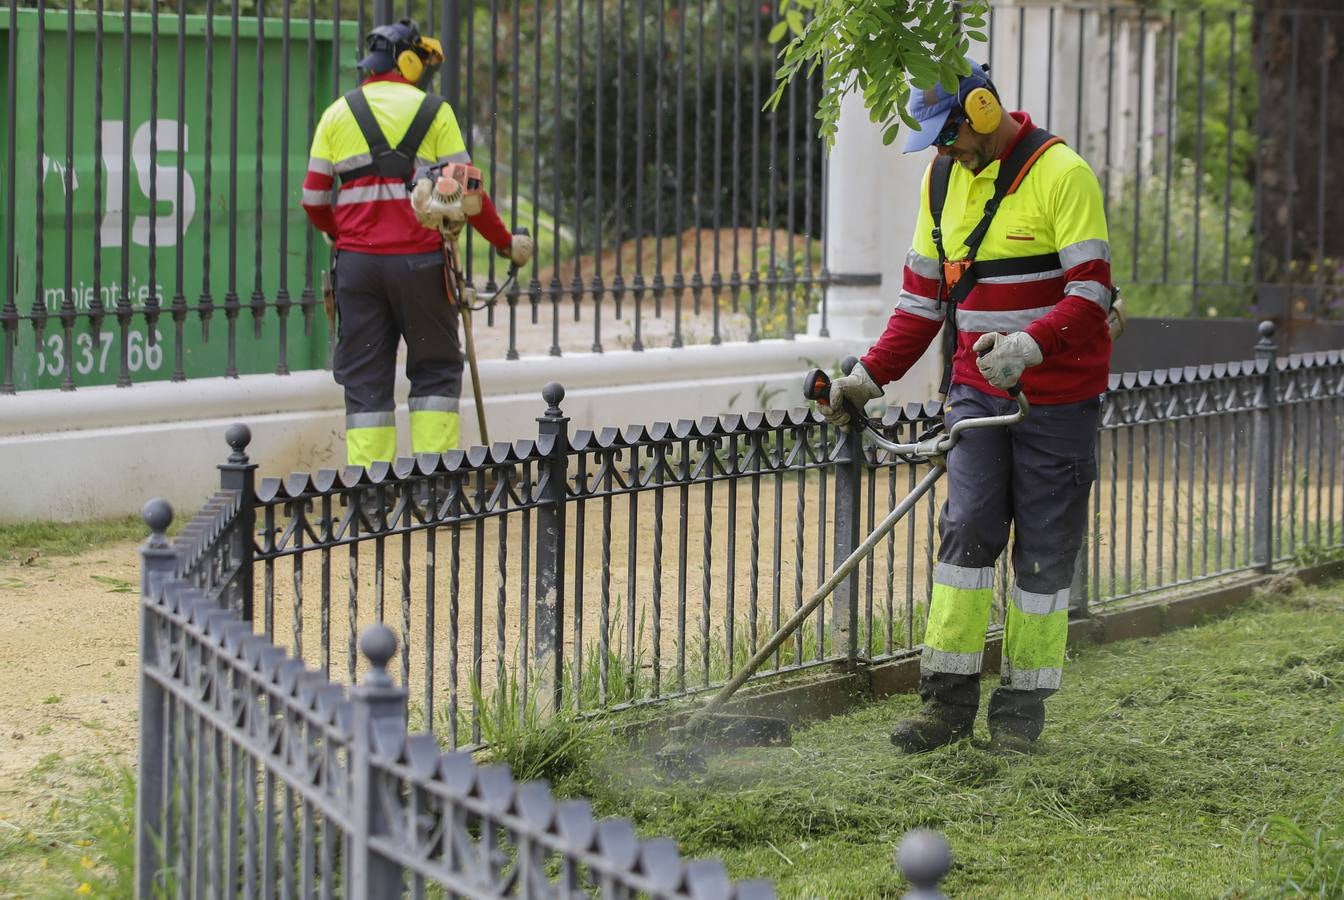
[
  {"left": 302, "top": 73, "right": 470, "bottom": 255},
  {"left": 862, "top": 112, "right": 1112, "bottom": 405}
]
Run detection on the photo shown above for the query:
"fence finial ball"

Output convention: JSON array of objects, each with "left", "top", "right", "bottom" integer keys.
[
  {"left": 896, "top": 828, "right": 952, "bottom": 892},
  {"left": 226, "top": 423, "right": 253, "bottom": 455},
  {"left": 358, "top": 624, "right": 398, "bottom": 687},
  {"left": 142, "top": 498, "right": 174, "bottom": 537},
  {"left": 1258, "top": 320, "right": 1276, "bottom": 339},
  {"left": 542, "top": 382, "right": 566, "bottom": 413}
]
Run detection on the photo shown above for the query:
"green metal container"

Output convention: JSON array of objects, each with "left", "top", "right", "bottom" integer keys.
[{"left": 0, "top": 9, "right": 359, "bottom": 390}]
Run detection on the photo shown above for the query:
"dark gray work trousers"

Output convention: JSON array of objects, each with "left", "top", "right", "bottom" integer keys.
[{"left": 331, "top": 249, "right": 463, "bottom": 418}]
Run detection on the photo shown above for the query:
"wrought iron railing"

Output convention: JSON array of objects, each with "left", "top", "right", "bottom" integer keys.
[
  {"left": 191, "top": 323, "right": 1344, "bottom": 749},
  {"left": 137, "top": 500, "right": 782, "bottom": 898},
  {"left": 137, "top": 322, "right": 1339, "bottom": 896},
  {"left": 8, "top": 4, "right": 1344, "bottom": 391}
]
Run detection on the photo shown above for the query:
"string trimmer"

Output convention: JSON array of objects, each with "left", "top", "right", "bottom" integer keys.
[{"left": 654, "top": 357, "right": 1029, "bottom": 775}]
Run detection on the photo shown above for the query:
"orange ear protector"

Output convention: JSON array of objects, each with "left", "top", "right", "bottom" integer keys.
[{"left": 960, "top": 70, "right": 1002, "bottom": 134}]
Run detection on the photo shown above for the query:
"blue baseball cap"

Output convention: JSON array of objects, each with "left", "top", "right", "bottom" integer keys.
[{"left": 902, "top": 57, "right": 991, "bottom": 153}]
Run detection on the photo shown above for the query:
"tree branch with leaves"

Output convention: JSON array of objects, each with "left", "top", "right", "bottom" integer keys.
[{"left": 766, "top": 0, "right": 990, "bottom": 147}]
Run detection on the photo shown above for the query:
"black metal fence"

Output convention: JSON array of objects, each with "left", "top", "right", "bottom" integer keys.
[
  {"left": 172, "top": 323, "right": 1343, "bottom": 749},
  {"left": 5, "top": 3, "right": 1342, "bottom": 391},
  {"left": 0, "top": 0, "right": 825, "bottom": 393},
  {"left": 138, "top": 506, "right": 783, "bottom": 898},
  {"left": 982, "top": 3, "right": 1344, "bottom": 322}
]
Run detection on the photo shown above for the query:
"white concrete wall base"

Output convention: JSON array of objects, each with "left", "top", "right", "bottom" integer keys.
[{"left": 1, "top": 338, "right": 941, "bottom": 523}]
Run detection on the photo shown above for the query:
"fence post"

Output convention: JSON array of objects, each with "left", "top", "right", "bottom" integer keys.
[
  {"left": 1253, "top": 321, "right": 1279, "bottom": 574},
  {"left": 218, "top": 423, "right": 257, "bottom": 622},
  {"left": 136, "top": 498, "right": 177, "bottom": 900},
  {"left": 348, "top": 623, "right": 407, "bottom": 899},
  {"left": 832, "top": 359, "right": 864, "bottom": 668},
  {"left": 534, "top": 383, "right": 569, "bottom": 714}
]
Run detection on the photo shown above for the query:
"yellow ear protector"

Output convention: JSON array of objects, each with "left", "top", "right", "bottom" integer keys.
[
  {"left": 366, "top": 19, "right": 432, "bottom": 83},
  {"left": 960, "top": 72, "right": 1003, "bottom": 134},
  {"left": 396, "top": 47, "right": 425, "bottom": 84}
]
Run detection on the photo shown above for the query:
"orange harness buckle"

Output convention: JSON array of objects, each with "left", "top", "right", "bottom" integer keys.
[{"left": 942, "top": 258, "right": 973, "bottom": 290}]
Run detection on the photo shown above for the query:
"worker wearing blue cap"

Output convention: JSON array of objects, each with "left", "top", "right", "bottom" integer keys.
[{"left": 823, "top": 58, "right": 1121, "bottom": 754}]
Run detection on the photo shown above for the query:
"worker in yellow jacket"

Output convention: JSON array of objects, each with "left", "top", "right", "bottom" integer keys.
[{"left": 302, "top": 19, "right": 531, "bottom": 467}]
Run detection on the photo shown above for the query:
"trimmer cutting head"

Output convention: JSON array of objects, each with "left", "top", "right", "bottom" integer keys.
[{"left": 652, "top": 714, "right": 792, "bottom": 777}]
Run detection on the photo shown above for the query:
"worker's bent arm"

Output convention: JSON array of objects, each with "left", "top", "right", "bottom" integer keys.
[{"left": 302, "top": 108, "right": 340, "bottom": 238}]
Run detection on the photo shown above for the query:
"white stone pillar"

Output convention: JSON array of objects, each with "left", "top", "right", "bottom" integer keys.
[{"left": 809, "top": 86, "right": 943, "bottom": 400}]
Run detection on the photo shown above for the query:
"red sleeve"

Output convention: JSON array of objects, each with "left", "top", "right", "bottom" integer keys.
[
  {"left": 468, "top": 191, "right": 513, "bottom": 254},
  {"left": 858, "top": 264, "right": 946, "bottom": 385},
  {"left": 1024, "top": 258, "right": 1111, "bottom": 356},
  {"left": 301, "top": 169, "right": 338, "bottom": 238}
]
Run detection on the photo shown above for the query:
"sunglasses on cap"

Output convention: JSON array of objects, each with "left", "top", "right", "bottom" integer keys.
[{"left": 934, "top": 111, "right": 966, "bottom": 148}]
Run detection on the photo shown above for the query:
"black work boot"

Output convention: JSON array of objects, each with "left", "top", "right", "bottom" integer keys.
[
  {"left": 986, "top": 686, "right": 1052, "bottom": 755},
  {"left": 890, "top": 673, "right": 980, "bottom": 753}
]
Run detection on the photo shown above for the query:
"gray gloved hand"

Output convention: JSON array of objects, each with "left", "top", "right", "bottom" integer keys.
[
  {"left": 1107, "top": 290, "right": 1127, "bottom": 341},
  {"left": 973, "top": 331, "right": 1043, "bottom": 390},
  {"left": 822, "top": 361, "right": 883, "bottom": 428},
  {"left": 505, "top": 234, "right": 533, "bottom": 267}
]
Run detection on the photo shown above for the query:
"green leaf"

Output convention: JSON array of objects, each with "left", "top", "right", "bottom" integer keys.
[{"left": 767, "top": 20, "right": 789, "bottom": 44}]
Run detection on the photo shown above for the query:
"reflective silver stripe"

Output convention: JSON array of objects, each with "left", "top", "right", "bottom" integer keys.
[
  {"left": 1011, "top": 584, "right": 1070, "bottom": 616},
  {"left": 905, "top": 248, "right": 941, "bottom": 280},
  {"left": 336, "top": 183, "right": 410, "bottom": 205},
  {"left": 1058, "top": 238, "right": 1111, "bottom": 268},
  {"left": 976, "top": 268, "right": 1065, "bottom": 285},
  {"left": 1001, "top": 661, "right": 1062, "bottom": 691},
  {"left": 922, "top": 646, "right": 983, "bottom": 675},
  {"left": 333, "top": 152, "right": 375, "bottom": 174},
  {"left": 1064, "top": 279, "right": 1111, "bottom": 308},
  {"left": 955, "top": 306, "right": 1055, "bottom": 333},
  {"left": 434, "top": 151, "right": 473, "bottom": 165},
  {"left": 895, "top": 290, "right": 945, "bottom": 322},
  {"left": 409, "top": 396, "right": 460, "bottom": 413},
  {"left": 307, "top": 157, "right": 334, "bottom": 175},
  {"left": 346, "top": 412, "right": 396, "bottom": 429},
  {"left": 933, "top": 561, "right": 995, "bottom": 591},
  {"left": 302, "top": 188, "right": 334, "bottom": 206}
]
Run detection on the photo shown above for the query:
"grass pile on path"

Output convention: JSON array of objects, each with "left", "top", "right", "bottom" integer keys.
[{"left": 563, "top": 583, "right": 1344, "bottom": 898}]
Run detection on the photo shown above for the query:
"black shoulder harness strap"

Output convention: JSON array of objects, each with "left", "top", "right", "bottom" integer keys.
[
  {"left": 341, "top": 87, "right": 444, "bottom": 184},
  {"left": 929, "top": 126, "right": 1065, "bottom": 394}
]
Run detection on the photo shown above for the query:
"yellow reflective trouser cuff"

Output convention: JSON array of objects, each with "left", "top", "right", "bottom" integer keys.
[
  {"left": 921, "top": 563, "right": 996, "bottom": 676},
  {"left": 346, "top": 428, "right": 397, "bottom": 468},
  {"left": 409, "top": 408, "right": 460, "bottom": 454},
  {"left": 1003, "top": 602, "right": 1068, "bottom": 691}
]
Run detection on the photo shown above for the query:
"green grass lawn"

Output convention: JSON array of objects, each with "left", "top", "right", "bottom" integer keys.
[
  {"left": 2, "top": 582, "right": 1340, "bottom": 897},
  {"left": 562, "top": 583, "right": 1344, "bottom": 898}
]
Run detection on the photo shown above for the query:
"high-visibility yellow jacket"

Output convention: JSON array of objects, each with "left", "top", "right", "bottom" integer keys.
[
  {"left": 302, "top": 72, "right": 471, "bottom": 255},
  {"left": 862, "top": 112, "right": 1113, "bottom": 404}
]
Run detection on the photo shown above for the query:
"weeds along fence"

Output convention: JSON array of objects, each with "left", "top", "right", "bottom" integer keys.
[
  {"left": 137, "top": 504, "right": 780, "bottom": 898},
  {"left": 161, "top": 322, "right": 1344, "bottom": 752}
]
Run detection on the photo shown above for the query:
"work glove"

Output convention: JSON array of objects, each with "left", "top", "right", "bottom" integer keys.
[
  {"left": 1108, "top": 290, "right": 1127, "bottom": 341},
  {"left": 821, "top": 361, "right": 883, "bottom": 428},
  {"left": 502, "top": 233, "right": 534, "bottom": 268},
  {"left": 973, "top": 331, "right": 1043, "bottom": 391}
]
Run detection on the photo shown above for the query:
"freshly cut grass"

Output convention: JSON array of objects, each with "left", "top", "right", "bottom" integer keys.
[
  {"left": 2, "top": 580, "right": 1340, "bottom": 897},
  {"left": 564, "top": 581, "right": 1344, "bottom": 898}
]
